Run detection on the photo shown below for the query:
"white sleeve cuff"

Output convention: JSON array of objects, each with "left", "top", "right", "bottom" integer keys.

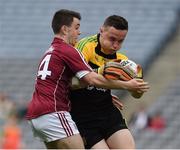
[{"left": 75, "top": 70, "right": 90, "bottom": 79}]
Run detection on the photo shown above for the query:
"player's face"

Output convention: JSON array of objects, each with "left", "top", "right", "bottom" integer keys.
[
  {"left": 100, "top": 26, "right": 127, "bottom": 55},
  {"left": 67, "top": 17, "right": 81, "bottom": 46}
]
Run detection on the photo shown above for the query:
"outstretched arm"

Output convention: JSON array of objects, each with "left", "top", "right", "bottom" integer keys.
[{"left": 81, "top": 72, "right": 150, "bottom": 92}]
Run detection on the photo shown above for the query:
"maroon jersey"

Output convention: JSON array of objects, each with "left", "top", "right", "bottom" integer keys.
[{"left": 26, "top": 38, "right": 92, "bottom": 119}]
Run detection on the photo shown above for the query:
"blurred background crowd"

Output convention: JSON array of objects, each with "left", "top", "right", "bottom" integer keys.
[{"left": 0, "top": 0, "right": 180, "bottom": 148}]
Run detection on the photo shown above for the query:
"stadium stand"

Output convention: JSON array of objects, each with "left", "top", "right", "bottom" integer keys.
[
  {"left": 132, "top": 74, "right": 180, "bottom": 149},
  {"left": 0, "top": 0, "right": 179, "bottom": 148}
]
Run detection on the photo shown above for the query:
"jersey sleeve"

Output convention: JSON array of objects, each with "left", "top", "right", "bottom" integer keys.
[{"left": 62, "top": 46, "right": 92, "bottom": 79}]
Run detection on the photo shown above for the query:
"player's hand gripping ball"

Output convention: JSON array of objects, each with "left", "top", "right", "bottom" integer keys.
[{"left": 103, "top": 59, "right": 143, "bottom": 81}]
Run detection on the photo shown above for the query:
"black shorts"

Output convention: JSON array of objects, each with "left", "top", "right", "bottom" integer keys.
[{"left": 72, "top": 107, "right": 128, "bottom": 149}]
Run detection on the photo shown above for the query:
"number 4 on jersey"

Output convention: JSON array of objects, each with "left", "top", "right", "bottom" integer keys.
[{"left": 37, "top": 54, "right": 52, "bottom": 80}]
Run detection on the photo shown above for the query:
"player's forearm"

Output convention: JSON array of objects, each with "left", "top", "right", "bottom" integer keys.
[
  {"left": 82, "top": 72, "right": 129, "bottom": 90},
  {"left": 71, "top": 73, "right": 126, "bottom": 90},
  {"left": 82, "top": 72, "right": 150, "bottom": 92}
]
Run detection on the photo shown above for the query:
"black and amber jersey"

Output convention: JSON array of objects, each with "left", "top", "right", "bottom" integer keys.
[{"left": 70, "top": 34, "right": 128, "bottom": 114}]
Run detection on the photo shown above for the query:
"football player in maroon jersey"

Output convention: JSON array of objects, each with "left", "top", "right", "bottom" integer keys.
[{"left": 26, "top": 9, "right": 149, "bottom": 149}]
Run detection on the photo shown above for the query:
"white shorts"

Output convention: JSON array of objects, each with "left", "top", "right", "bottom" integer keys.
[{"left": 28, "top": 111, "right": 79, "bottom": 142}]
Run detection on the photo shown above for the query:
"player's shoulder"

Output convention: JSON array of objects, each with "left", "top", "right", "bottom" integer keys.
[
  {"left": 76, "top": 34, "right": 98, "bottom": 50},
  {"left": 57, "top": 42, "right": 78, "bottom": 57},
  {"left": 78, "top": 34, "right": 98, "bottom": 44},
  {"left": 61, "top": 41, "right": 76, "bottom": 51},
  {"left": 116, "top": 52, "right": 128, "bottom": 60},
  {"left": 53, "top": 39, "right": 73, "bottom": 51}
]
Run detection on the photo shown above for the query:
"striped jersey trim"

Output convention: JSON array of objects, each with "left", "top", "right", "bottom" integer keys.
[
  {"left": 76, "top": 70, "right": 90, "bottom": 79},
  {"left": 77, "top": 35, "right": 97, "bottom": 51}
]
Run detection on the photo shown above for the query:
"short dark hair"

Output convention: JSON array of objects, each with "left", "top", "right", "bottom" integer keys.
[
  {"left": 52, "top": 9, "right": 81, "bottom": 34},
  {"left": 103, "top": 15, "right": 128, "bottom": 30}
]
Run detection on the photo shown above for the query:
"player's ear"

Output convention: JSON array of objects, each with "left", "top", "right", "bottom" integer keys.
[
  {"left": 61, "top": 25, "right": 69, "bottom": 35},
  {"left": 100, "top": 26, "right": 104, "bottom": 34}
]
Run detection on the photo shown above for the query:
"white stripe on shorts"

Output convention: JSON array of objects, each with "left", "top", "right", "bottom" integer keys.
[{"left": 28, "top": 111, "right": 79, "bottom": 142}]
